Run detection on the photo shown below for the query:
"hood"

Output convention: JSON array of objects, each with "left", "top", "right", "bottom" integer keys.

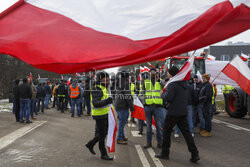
[{"left": 71, "top": 83, "right": 77, "bottom": 89}]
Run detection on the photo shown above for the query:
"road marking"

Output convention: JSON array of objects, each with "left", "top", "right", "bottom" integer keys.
[
  {"left": 135, "top": 145, "right": 150, "bottom": 167},
  {"left": 131, "top": 131, "right": 143, "bottom": 137},
  {"left": 127, "top": 124, "right": 136, "bottom": 128},
  {"left": 0, "top": 121, "right": 47, "bottom": 150},
  {"left": 213, "top": 119, "right": 250, "bottom": 132},
  {"left": 147, "top": 148, "right": 164, "bottom": 167}
]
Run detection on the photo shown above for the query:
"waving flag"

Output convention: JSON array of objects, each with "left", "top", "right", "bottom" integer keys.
[
  {"left": 164, "top": 54, "right": 195, "bottom": 89},
  {"left": 222, "top": 56, "right": 250, "bottom": 95},
  {"left": 241, "top": 53, "right": 249, "bottom": 61},
  {"left": 132, "top": 95, "right": 156, "bottom": 126},
  {"left": 207, "top": 55, "right": 216, "bottom": 61},
  {"left": 0, "top": 0, "right": 249, "bottom": 74},
  {"left": 29, "top": 72, "right": 33, "bottom": 81}
]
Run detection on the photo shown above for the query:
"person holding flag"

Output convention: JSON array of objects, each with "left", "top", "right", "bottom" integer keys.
[
  {"left": 85, "top": 71, "right": 114, "bottom": 160},
  {"left": 156, "top": 66, "right": 199, "bottom": 163}
]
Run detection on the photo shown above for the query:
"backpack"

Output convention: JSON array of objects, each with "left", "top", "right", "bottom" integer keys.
[{"left": 57, "top": 84, "right": 66, "bottom": 95}]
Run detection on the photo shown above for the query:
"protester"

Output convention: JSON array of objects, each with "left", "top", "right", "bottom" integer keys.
[
  {"left": 115, "top": 71, "right": 134, "bottom": 145},
  {"left": 28, "top": 78, "right": 37, "bottom": 119},
  {"left": 78, "top": 80, "right": 84, "bottom": 115},
  {"left": 52, "top": 82, "right": 59, "bottom": 108},
  {"left": 192, "top": 75, "right": 205, "bottom": 133},
  {"left": 36, "top": 83, "right": 46, "bottom": 113},
  {"left": 155, "top": 66, "right": 200, "bottom": 163},
  {"left": 83, "top": 78, "right": 91, "bottom": 116},
  {"left": 18, "top": 78, "right": 32, "bottom": 123},
  {"left": 174, "top": 83, "right": 194, "bottom": 138},
  {"left": 140, "top": 68, "right": 166, "bottom": 149},
  {"left": 69, "top": 80, "right": 82, "bottom": 117},
  {"left": 85, "top": 71, "right": 113, "bottom": 160},
  {"left": 13, "top": 79, "right": 20, "bottom": 122},
  {"left": 44, "top": 81, "right": 52, "bottom": 109},
  {"left": 199, "top": 74, "right": 213, "bottom": 137},
  {"left": 57, "top": 80, "right": 67, "bottom": 113}
]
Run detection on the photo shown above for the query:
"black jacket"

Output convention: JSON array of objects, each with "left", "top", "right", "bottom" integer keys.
[
  {"left": 36, "top": 86, "right": 46, "bottom": 99},
  {"left": 192, "top": 82, "right": 203, "bottom": 106},
  {"left": 164, "top": 81, "right": 188, "bottom": 116},
  {"left": 91, "top": 83, "right": 111, "bottom": 119},
  {"left": 13, "top": 85, "right": 19, "bottom": 101},
  {"left": 18, "top": 83, "right": 32, "bottom": 99},
  {"left": 199, "top": 81, "right": 213, "bottom": 105},
  {"left": 83, "top": 84, "right": 91, "bottom": 100},
  {"left": 114, "top": 79, "right": 134, "bottom": 112}
]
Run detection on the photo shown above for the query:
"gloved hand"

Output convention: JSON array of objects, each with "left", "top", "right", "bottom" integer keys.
[{"left": 106, "top": 97, "right": 113, "bottom": 104}]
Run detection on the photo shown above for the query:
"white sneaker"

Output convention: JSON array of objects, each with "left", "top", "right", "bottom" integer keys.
[
  {"left": 192, "top": 133, "right": 194, "bottom": 138},
  {"left": 174, "top": 134, "right": 180, "bottom": 138}
]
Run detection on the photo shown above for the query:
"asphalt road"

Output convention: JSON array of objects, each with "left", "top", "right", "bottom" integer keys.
[{"left": 0, "top": 108, "right": 250, "bottom": 167}]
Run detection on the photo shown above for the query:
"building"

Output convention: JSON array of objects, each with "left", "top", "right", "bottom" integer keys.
[{"left": 206, "top": 42, "right": 250, "bottom": 61}]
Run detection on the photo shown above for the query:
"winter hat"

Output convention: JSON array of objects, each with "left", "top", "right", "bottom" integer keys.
[
  {"left": 194, "top": 75, "right": 198, "bottom": 79},
  {"left": 168, "top": 66, "right": 179, "bottom": 76},
  {"left": 202, "top": 74, "right": 210, "bottom": 80}
]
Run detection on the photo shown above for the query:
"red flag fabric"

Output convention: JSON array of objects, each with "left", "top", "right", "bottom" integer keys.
[
  {"left": 241, "top": 53, "right": 249, "bottom": 61},
  {"left": 0, "top": 0, "right": 249, "bottom": 74},
  {"left": 222, "top": 56, "right": 250, "bottom": 95},
  {"left": 132, "top": 95, "right": 156, "bottom": 126},
  {"left": 29, "top": 72, "right": 33, "bottom": 81},
  {"left": 107, "top": 106, "right": 117, "bottom": 153}
]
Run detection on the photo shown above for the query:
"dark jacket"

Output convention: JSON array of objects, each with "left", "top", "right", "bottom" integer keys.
[
  {"left": 44, "top": 84, "right": 52, "bottom": 95},
  {"left": 164, "top": 81, "right": 188, "bottom": 116},
  {"left": 18, "top": 83, "right": 32, "bottom": 99},
  {"left": 91, "top": 83, "right": 111, "bottom": 119},
  {"left": 115, "top": 79, "right": 134, "bottom": 112},
  {"left": 83, "top": 84, "right": 91, "bottom": 100},
  {"left": 187, "top": 84, "right": 193, "bottom": 106},
  {"left": 13, "top": 85, "right": 19, "bottom": 101},
  {"left": 199, "top": 81, "right": 213, "bottom": 105},
  {"left": 192, "top": 82, "right": 203, "bottom": 106},
  {"left": 36, "top": 86, "right": 46, "bottom": 99}
]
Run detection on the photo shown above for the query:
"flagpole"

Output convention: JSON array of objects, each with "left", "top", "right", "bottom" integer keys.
[{"left": 211, "top": 56, "right": 235, "bottom": 83}]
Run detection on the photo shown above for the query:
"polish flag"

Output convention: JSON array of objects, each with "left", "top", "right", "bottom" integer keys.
[
  {"left": 132, "top": 95, "right": 156, "bottom": 126},
  {"left": 29, "top": 72, "right": 33, "bottom": 81},
  {"left": 207, "top": 55, "right": 216, "bottom": 61},
  {"left": 222, "top": 56, "right": 250, "bottom": 95},
  {"left": 67, "top": 77, "right": 71, "bottom": 86},
  {"left": 241, "top": 53, "right": 249, "bottom": 61},
  {"left": 75, "top": 73, "right": 80, "bottom": 77},
  {"left": 107, "top": 106, "right": 117, "bottom": 153},
  {"left": 140, "top": 66, "right": 145, "bottom": 73},
  {"left": 144, "top": 66, "right": 150, "bottom": 72},
  {"left": 164, "top": 53, "right": 195, "bottom": 89},
  {"left": 147, "top": 62, "right": 154, "bottom": 68},
  {"left": 0, "top": 0, "right": 249, "bottom": 74}
]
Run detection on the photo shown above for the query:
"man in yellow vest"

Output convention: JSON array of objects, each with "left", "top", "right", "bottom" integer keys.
[
  {"left": 85, "top": 71, "right": 113, "bottom": 160},
  {"left": 223, "top": 85, "right": 233, "bottom": 99},
  {"left": 140, "top": 68, "right": 166, "bottom": 149}
]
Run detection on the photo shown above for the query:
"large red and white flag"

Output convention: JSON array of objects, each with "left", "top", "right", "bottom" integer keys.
[
  {"left": 241, "top": 53, "right": 249, "bottom": 61},
  {"left": 164, "top": 53, "right": 195, "bottom": 89},
  {"left": 222, "top": 56, "right": 250, "bottom": 95},
  {"left": 0, "top": 0, "right": 249, "bottom": 74}
]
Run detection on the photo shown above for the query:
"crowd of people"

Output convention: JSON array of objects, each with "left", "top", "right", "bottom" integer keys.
[
  {"left": 11, "top": 66, "right": 221, "bottom": 163},
  {"left": 12, "top": 77, "right": 92, "bottom": 123}
]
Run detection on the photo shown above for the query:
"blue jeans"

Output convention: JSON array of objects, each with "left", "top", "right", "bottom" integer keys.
[
  {"left": 117, "top": 109, "right": 129, "bottom": 140},
  {"left": 45, "top": 94, "right": 50, "bottom": 108},
  {"left": 71, "top": 98, "right": 81, "bottom": 116},
  {"left": 144, "top": 106, "right": 166, "bottom": 143},
  {"left": 30, "top": 98, "right": 37, "bottom": 117},
  {"left": 175, "top": 105, "right": 194, "bottom": 134},
  {"left": 20, "top": 99, "right": 31, "bottom": 121},
  {"left": 192, "top": 104, "right": 205, "bottom": 129}
]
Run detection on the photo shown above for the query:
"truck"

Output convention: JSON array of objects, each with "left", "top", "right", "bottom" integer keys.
[{"left": 164, "top": 55, "right": 250, "bottom": 118}]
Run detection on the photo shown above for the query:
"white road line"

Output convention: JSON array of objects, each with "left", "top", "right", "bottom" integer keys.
[
  {"left": 135, "top": 145, "right": 150, "bottom": 167},
  {"left": 131, "top": 131, "right": 143, "bottom": 137},
  {"left": 213, "top": 119, "right": 250, "bottom": 132},
  {"left": 0, "top": 121, "right": 47, "bottom": 150},
  {"left": 127, "top": 124, "right": 136, "bottom": 128},
  {"left": 147, "top": 148, "right": 164, "bottom": 167}
]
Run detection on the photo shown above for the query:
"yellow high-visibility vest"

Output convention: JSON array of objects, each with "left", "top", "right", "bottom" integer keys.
[
  {"left": 223, "top": 85, "right": 233, "bottom": 94},
  {"left": 144, "top": 79, "right": 163, "bottom": 105},
  {"left": 131, "top": 83, "right": 135, "bottom": 96},
  {"left": 91, "top": 85, "right": 110, "bottom": 116}
]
